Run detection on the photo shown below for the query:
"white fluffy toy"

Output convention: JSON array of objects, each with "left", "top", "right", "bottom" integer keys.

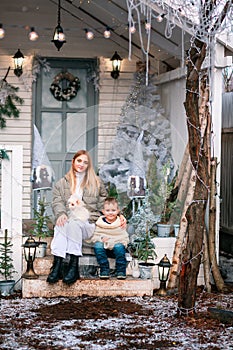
[{"left": 68, "top": 195, "right": 90, "bottom": 222}]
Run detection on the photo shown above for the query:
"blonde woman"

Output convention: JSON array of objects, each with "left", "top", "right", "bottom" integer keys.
[{"left": 47, "top": 150, "right": 107, "bottom": 285}]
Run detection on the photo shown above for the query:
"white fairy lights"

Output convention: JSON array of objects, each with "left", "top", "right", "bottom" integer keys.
[
  {"left": 126, "top": 0, "right": 233, "bottom": 82},
  {"left": 0, "top": 24, "right": 5, "bottom": 39}
]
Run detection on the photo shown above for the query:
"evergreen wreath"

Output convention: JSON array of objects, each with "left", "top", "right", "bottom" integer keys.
[{"left": 50, "top": 71, "right": 80, "bottom": 101}]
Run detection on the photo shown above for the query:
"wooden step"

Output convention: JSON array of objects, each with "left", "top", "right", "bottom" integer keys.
[
  {"left": 22, "top": 276, "right": 154, "bottom": 298},
  {"left": 33, "top": 255, "right": 118, "bottom": 275}
]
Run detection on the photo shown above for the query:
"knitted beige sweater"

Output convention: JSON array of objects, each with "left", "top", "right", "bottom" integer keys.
[{"left": 90, "top": 216, "right": 129, "bottom": 250}]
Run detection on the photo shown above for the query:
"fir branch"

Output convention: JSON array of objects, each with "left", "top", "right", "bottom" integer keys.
[{"left": 0, "top": 82, "right": 24, "bottom": 129}]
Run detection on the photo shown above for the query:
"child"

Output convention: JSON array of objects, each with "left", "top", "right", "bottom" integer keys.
[{"left": 90, "top": 197, "right": 129, "bottom": 279}]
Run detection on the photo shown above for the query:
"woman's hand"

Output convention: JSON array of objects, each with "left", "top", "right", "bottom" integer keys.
[
  {"left": 56, "top": 214, "right": 68, "bottom": 227},
  {"left": 119, "top": 214, "right": 127, "bottom": 229}
]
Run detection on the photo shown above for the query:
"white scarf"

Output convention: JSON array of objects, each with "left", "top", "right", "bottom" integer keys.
[{"left": 75, "top": 172, "right": 85, "bottom": 200}]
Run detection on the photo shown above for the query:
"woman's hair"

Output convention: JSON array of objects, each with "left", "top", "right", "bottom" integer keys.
[{"left": 67, "top": 150, "right": 100, "bottom": 195}]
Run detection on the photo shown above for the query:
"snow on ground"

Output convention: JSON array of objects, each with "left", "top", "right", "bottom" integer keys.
[{"left": 0, "top": 291, "right": 233, "bottom": 350}]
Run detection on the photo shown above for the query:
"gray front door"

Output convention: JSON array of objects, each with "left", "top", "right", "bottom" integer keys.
[{"left": 34, "top": 58, "right": 98, "bottom": 182}]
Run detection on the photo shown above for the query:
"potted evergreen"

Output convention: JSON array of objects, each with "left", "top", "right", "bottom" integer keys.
[
  {"left": 137, "top": 228, "right": 157, "bottom": 279},
  {"left": 0, "top": 229, "right": 16, "bottom": 296},
  {"left": 30, "top": 199, "right": 53, "bottom": 257},
  {"left": 147, "top": 159, "right": 178, "bottom": 237},
  {"left": 127, "top": 195, "right": 157, "bottom": 279}
]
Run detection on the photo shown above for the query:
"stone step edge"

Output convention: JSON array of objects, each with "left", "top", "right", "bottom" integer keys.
[{"left": 22, "top": 276, "right": 154, "bottom": 298}]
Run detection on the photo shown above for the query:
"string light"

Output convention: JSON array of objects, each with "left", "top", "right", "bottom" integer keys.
[
  {"left": 28, "top": 27, "right": 39, "bottom": 41},
  {"left": 0, "top": 23, "right": 5, "bottom": 39},
  {"left": 85, "top": 29, "right": 94, "bottom": 40},
  {"left": 145, "top": 20, "right": 151, "bottom": 31},
  {"left": 156, "top": 14, "right": 165, "bottom": 23},
  {"left": 129, "top": 23, "right": 136, "bottom": 33},
  {"left": 103, "top": 27, "right": 111, "bottom": 39}
]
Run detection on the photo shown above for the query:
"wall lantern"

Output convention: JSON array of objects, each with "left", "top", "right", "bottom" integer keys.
[
  {"left": 157, "top": 254, "right": 172, "bottom": 296},
  {"left": 110, "top": 51, "right": 122, "bottom": 79},
  {"left": 13, "top": 49, "right": 24, "bottom": 77},
  {"left": 52, "top": 0, "right": 66, "bottom": 51},
  {"left": 22, "top": 236, "right": 38, "bottom": 279}
]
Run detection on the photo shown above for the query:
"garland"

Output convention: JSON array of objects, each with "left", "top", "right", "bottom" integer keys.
[
  {"left": 0, "top": 149, "right": 9, "bottom": 165},
  {"left": 50, "top": 71, "right": 80, "bottom": 101},
  {"left": 0, "top": 67, "right": 24, "bottom": 129}
]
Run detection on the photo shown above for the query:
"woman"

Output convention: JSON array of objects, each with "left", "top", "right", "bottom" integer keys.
[{"left": 47, "top": 150, "right": 108, "bottom": 285}]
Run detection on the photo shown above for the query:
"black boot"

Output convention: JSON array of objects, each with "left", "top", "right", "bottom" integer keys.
[
  {"left": 63, "top": 255, "right": 80, "bottom": 285},
  {"left": 46, "top": 256, "right": 63, "bottom": 284}
]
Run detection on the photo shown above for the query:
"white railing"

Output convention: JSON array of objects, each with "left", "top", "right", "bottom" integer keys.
[{"left": 0, "top": 145, "right": 23, "bottom": 282}]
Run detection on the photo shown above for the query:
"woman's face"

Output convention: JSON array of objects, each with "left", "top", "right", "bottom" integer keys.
[{"left": 73, "top": 154, "right": 89, "bottom": 173}]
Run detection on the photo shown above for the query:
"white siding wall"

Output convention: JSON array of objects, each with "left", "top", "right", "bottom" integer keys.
[
  {"left": 98, "top": 57, "right": 137, "bottom": 166},
  {"left": 157, "top": 68, "right": 188, "bottom": 168},
  {"left": 0, "top": 55, "right": 32, "bottom": 219}
]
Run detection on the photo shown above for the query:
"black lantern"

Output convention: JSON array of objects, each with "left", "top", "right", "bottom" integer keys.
[
  {"left": 52, "top": 0, "right": 66, "bottom": 51},
  {"left": 13, "top": 49, "right": 24, "bottom": 77},
  {"left": 110, "top": 51, "right": 122, "bottom": 79},
  {"left": 22, "top": 236, "right": 38, "bottom": 279},
  {"left": 157, "top": 254, "right": 172, "bottom": 296}
]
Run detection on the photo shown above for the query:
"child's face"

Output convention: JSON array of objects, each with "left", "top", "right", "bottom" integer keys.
[{"left": 102, "top": 203, "right": 119, "bottom": 223}]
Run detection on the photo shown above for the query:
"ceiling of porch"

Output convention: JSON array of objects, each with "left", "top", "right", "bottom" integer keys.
[{"left": 0, "top": 0, "right": 192, "bottom": 74}]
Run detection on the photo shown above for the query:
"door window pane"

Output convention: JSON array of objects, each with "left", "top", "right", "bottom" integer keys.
[
  {"left": 41, "top": 113, "right": 62, "bottom": 152},
  {"left": 67, "top": 69, "right": 87, "bottom": 109},
  {"left": 67, "top": 113, "right": 86, "bottom": 152},
  {"left": 42, "top": 69, "right": 62, "bottom": 108}
]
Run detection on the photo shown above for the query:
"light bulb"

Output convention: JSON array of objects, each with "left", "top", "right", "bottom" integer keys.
[
  {"left": 145, "top": 21, "right": 151, "bottom": 30},
  {"left": 129, "top": 25, "right": 136, "bottom": 34},
  {"left": 104, "top": 27, "right": 111, "bottom": 39},
  {"left": 29, "top": 27, "right": 38, "bottom": 41},
  {"left": 85, "top": 29, "right": 94, "bottom": 40},
  {"left": 0, "top": 24, "right": 5, "bottom": 39}
]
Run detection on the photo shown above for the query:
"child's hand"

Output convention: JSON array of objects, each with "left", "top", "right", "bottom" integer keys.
[
  {"left": 101, "top": 237, "right": 109, "bottom": 243},
  {"left": 119, "top": 214, "right": 127, "bottom": 229}
]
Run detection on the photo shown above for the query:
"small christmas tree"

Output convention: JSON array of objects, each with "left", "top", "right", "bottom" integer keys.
[{"left": 0, "top": 229, "right": 15, "bottom": 280}]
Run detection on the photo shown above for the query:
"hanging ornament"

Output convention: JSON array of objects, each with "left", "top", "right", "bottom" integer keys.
[{"left": 50, "top": 71, "right": 80, "bottom": 101}]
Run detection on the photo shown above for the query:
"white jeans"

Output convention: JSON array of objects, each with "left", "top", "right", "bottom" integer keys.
[{"left": 51, "top": 219, "right": 95, "bottom": 258}]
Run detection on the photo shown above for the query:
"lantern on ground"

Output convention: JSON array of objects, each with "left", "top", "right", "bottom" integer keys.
[
  {"left": 22, "top": 236, "right": 38, "bottom": 279},
  {"left": 157, "top": 254, "right": 172, "bottom": 296}
]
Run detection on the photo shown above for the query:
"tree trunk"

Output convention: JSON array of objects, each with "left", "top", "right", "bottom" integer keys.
[
  {"left": 168, "top": 153, "right": 195, "bottom": 289},
  {"left": 203, "top": 227, "right": 212, "bottom": 292},
  {"left": 177, "top": 0, "right": 231, "bottom": 314},
  {"left": 178, "top": 39, "right": 210, "bottom": 313},
  {"left": 208, "top": 157, "right": 226, "bottom": 291},
  {"left": 168, "top": 74, "right": 210, "bottom": 291}
]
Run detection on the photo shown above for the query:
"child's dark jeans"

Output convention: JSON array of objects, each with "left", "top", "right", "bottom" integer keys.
[{"left": 94, "top": 241, "right": 127, "bottom": 277}]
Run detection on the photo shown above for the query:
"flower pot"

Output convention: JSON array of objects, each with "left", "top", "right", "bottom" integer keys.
[
  {"left": 173, "top": 224, "right": 180, "bottom": 237},
  {"left": 157, "top": 224, "right": 171, "bottom": 237},
  {"left": 138, "top": 262, "right": 155, "bottom": 279},
  {"left": 0, "top": 280, "right": 15, "bottom": 296},
  {"left": 35, "top": 242, "right": 47, "bottom": 258}
]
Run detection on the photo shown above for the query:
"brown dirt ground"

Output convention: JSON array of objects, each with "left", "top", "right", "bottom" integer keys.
[{"left": 0, "top": 286, "right": 233, "bottom": 349}]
